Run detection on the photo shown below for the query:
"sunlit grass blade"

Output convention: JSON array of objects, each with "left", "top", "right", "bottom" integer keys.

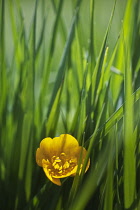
[
  {"left": 123, "top": 56, "right": 136, "bottom": 209},
  {"left": 40, "top": 0, "right": 65, "bottom": 96},
  {"left": 51, "top": 0, "right": 67, "bottom": 47},
  {"left": 84, "top": 0, "right": 117, "bottom": 140},
  {"left": 94, "top": 87, "right": 140, "bottom": 141},
  {"left": 47, "top": 0, "right": 82, "bottom": 118},
  {"left": 69, "top": 139, "right": 111, "bottom": 210},
  {"left": 103, "top": 95, "right": 116, "bottom": 210},
  {"left": 89, "top": 0, "right": 95, "bottom": 65},
  {"left": 90, "top": 0, "right": 117, "bottom": 103},
  {"left": 103, "top": 132, "right": 114, "bottom": 210},
  {"left": 0, "top": 0, "right": 7, "bottom": 126},
  {"left": 46, "top": 86, "right": 62, "bottom": 136},
  {"left": 118, "top": 0, "right": 137, "bottom": 208}
]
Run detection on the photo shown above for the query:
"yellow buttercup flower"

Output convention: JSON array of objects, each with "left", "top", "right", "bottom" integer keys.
[{"left": 36, "top": 134, "right": 90, "bottom": 186}]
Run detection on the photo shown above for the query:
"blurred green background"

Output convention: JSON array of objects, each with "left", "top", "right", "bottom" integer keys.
[
  {"left": 1, "top": 0, "right": 140, "bottom": 210},
  {"left": 5, "top": 0, "right": 126, "bottom": 62}
]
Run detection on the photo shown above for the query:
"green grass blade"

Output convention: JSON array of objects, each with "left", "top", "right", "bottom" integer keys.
[
  {"left": 47, "top": 0, "right": 82, "bottom": 118},
  {"left": 103, "top": 97, "right": 116, "bottom": 210},
  {"left": 90, "top": 87, "right": 140, "bottom": 142},
  {"left": 69, "top": 140, "right": 111, "bottom": 210},
  {"left": 0, "top": 0, "right": 7, "bottom": 126},
  {"left": 90, "top": 0, "right": 117, "bottom": 103},
  {"left": 0, "top": 0, "right": 140, "bottom": 209},
  {"left": 116, "top": 0, "right": 137, "bottom": 208}
]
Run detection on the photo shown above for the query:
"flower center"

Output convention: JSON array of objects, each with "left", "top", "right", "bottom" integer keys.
[{"left": 46, "top": 153, "right": 77, "bottom": 177}]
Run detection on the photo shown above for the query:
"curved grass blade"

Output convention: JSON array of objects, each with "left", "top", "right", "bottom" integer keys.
[
  {"left": 87, "top": 87, "right": 140, "bottom": 143},
  {"left": 47, "top": 0, "right": 82, "bottom": 118}
]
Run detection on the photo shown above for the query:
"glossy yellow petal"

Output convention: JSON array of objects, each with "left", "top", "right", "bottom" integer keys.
[
  {"left": 41, "top": 134, "right": 79, "bottom": 157},
  {"left": 40, "top": 137, "right": 53, "bottom": 160},
  {"left": 49, "top": 136, "right": 63, "bottom": 156},
  {"left": 59, "top": 134, "right": 79, "bottom": 155},
  {"left": 36, "top": 148, "right": 45, "bottom": 167}
]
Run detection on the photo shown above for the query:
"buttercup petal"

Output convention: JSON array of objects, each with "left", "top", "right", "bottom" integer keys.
[
  {"left": 59, "top": 134, "right": 79, "bottom": 155},
  {"left": 41, "top": 134, "right": 79, "bottom": 157},
  {"left": 36, "top": 148, "right": 45, "bottom": 167},
  {"left": 49, "top": 136, "right": 64, "bottom": 156},
  {"left": 40, "top": 137, "right": 53, "bottom": 160}
]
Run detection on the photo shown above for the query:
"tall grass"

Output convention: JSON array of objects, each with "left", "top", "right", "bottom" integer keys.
[{"left": 0, "top": 0, "right": 140, "bottom": 209}]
